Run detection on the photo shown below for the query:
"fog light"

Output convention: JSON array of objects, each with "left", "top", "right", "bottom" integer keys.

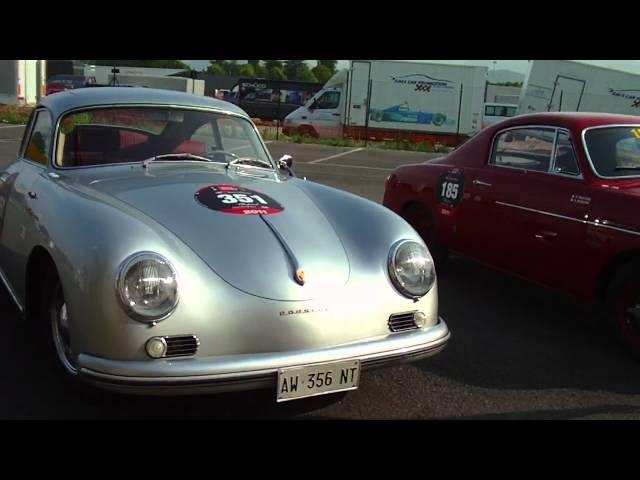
[
  {"left": 146, "top": 337, "right": 167, "bottom": 359},
  {"left": 413, "top": 311, "right": 427, "bottom": 328}
]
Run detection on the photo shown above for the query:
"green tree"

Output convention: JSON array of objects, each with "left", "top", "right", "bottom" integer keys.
[
  {"left": 238, "top": 64, "right": 256, "bottom": 77},
  {"left": 254, "top": 63, "right": 267, "bottom": 78},
  {"left": 207, "top": 64, "right": 227, "bottom": 76},
  {"left": 284, "top": 60, "right": 305, "bottom": 80},
  {"left": 312, "top": 64, "right": 333, "bottom": 83},
  {"left": 296, "top": 64, "right": 318, "bottom": 82},
  {"left": 224, "top": 61, "right": 242, "bottom": 76},
  {"left": 267, "top": 66, "right": 287, "bottom": 80},
  {"left": 317, "top": 60, "right": 337, "bottom": 73},
  {"left": 264, "top": 60, "right": 283, "bottom": 71}
]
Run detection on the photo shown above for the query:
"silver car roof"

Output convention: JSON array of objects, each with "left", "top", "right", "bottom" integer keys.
[{"left": 38, "top": 87, "right": 248, "bottom": 119}]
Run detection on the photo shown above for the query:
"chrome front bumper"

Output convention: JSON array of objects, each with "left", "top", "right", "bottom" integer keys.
[{"left": 77, "top": 318, "right": 450, "bottom": 396}]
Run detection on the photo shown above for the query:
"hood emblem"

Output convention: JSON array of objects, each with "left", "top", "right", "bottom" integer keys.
[{"left": 295, "top": 269, "right": 306, "bottom": 285}]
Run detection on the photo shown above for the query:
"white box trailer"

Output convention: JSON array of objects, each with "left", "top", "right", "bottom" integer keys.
[
  {"left": 107, "top": 74, "right": 205, "bottom": 95},
  {"left": 284, "top": 60, "right": 487, "bottom": 144},
  {"left": 0, "top": 60, "right": 46, "bottom": 105},
  {"left": 519, "top": 60, "right": 640, "bottom": 115}
]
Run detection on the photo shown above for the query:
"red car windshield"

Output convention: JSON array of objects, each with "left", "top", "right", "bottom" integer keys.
[{"left": 584, "top": 126, "right": 640, "bottom": 178}]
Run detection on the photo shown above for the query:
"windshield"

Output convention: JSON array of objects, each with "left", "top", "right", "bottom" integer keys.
[
  {"left": 584, "top": 126, "right": 640, "bottom": 178},
  {"left": 55, "top": 106, "right": 272, "bottom": 169}
]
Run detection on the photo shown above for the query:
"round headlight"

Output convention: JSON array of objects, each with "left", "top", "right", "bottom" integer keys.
[
  {"left": 116, "top": 252, "right": 179, "bottom": 323},
  {"left": 388, "top": 240, "right": 435, "bottom": 298}
]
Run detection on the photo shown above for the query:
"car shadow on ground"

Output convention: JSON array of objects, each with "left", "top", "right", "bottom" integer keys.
[
  {"left": 419, "top": 257, "right": 640, "bottom": 396},
  {"left": 0, "top": 291, "right": 345, "bottom": 419}
]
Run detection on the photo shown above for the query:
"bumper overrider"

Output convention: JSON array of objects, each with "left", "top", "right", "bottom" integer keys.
[{"left": 77, "top": 318, "right": 450, "bottom": 395}]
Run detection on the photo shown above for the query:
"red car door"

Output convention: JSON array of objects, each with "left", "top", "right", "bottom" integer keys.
[{"left": 461, "top": 126, "right": 591, "bottom": 293}]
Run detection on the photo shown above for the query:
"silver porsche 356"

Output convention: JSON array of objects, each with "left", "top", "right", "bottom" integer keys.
[{"left": 0, "top": 87, "right": 450, "bottom": 402}]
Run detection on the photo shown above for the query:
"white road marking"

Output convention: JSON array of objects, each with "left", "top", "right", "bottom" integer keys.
[
  {"left": 0, "top": 125, "right": 25, "bottom": 129},
  {"left": 304, "top": 162, "right": 393, "bottom": 172},
  {"left": 309, "top": 147, "right": 365, "bottom": 164},
  {"left": 0, "top": 139, "right": 20, "bottom": 142}
]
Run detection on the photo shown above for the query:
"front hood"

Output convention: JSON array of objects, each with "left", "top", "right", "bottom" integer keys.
[{"left": 70, "top": 164, "right": 350, "bottom": 301}]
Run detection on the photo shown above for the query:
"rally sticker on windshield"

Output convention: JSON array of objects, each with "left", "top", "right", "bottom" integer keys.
[
  {"left": 435, "top": 168, "right": 465, "bottom": 207},
  {"left": 195, "top": 184, "right": 284, "bottom": 215}
]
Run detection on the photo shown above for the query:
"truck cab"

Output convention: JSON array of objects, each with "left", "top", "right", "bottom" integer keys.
[
  {"left": 283, "top": 87, "right": 345, "bottom": 137},
  {"left": 283, "top": 70, "right": 348, "bottom": 138}
]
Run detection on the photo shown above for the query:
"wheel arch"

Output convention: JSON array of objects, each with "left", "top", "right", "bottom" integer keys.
[{"left": 595, "top": 250, "right": 640, "bottom": 302}]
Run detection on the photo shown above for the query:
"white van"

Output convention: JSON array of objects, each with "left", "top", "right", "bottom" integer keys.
[{"left": 482, "top": 102, "right": 517, "bottom": 128}]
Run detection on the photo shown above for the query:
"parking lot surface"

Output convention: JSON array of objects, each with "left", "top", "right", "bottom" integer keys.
[{"left": 1, "top": 128, "right": 640, "bottom": 419}]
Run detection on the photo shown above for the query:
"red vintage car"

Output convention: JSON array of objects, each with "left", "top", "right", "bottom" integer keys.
[{"left": 383, "top": 112, "right": 640, "bottom": 356}]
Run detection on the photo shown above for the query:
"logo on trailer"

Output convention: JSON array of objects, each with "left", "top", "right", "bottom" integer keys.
[
  {"left": 390, "top": 74, "right": 455, "bottom": 93},
  {"left": 608, "top": 88, "right": 640, "bottom": 108}
]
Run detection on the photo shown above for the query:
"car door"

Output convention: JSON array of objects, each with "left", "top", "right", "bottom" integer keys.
[
  {"left": 498, "top": 129, "right": 592, "bottom": 292},
  {"left": 461, "top": 125, "right": 591, "bottom": 290},
  {"left": 308, "top": 90, "right": 342, "bottom": 137},
  {"left": 0, "top": 108, "right": 53, "bottom": 301}
]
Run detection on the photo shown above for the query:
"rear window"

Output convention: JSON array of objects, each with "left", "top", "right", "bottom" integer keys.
[{"left": 584, "top": 126, "right": 640, "bottom": 178}]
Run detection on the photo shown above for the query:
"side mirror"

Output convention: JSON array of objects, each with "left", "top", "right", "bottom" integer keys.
[{"left": 279, "top": 154, "right": 293, "bottom": 170}]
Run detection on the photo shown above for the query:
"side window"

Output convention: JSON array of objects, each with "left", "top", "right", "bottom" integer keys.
[
  {"left": 24, "top": 110, "right": 52, "bottom": 165},
  {"left": 490, "top": 128, "right": 555, "bottom": 172},
  {"left": 616, "top": 137, "right": 640, "bottom": 169},
  {"left": 315, "top": 91, "right": 340, "bottom": 110},
  {"left": 552, "top": 131, "right": 580, "bottom": 176},
  {"left": 485, "top": 106, "right": 496, "bottom": 116}
]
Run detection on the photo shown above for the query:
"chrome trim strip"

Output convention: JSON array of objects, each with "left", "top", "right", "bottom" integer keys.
[
  {"left": 0, "top": 266, "right": 24, "bottom": 313},
  {"left": 495, "top": 201, "right": 586, "bottom": 224},
  {"left": 581, "top": 124, "right": 640, "bottom": 179},
  {"left": 495, "top": 201, "right": 640, "bottom": 237},
  {"left": 259, "top": 215, "right": 302, "bottom": 284},
  {"left": 593, "top": 219, "right": 640, "bottom": 237}
]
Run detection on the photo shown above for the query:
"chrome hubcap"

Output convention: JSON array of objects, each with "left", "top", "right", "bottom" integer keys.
[{"left": 51, "top": 298, "right": 77, "bottom": 375}]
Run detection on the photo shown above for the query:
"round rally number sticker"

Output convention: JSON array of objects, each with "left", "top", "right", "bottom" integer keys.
[
  {"left": 436, "top": 169, "right": 465, "bottom": 207},
  {"left": 195, "top": 184, "right": 284, "bottom": 215}
]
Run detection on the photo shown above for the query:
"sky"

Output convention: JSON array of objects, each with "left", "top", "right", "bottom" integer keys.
[{"left": 184, "top": 60, "right": 640, "bottom": 75}]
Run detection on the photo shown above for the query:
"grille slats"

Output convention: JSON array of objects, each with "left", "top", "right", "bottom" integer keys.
[
  {"left": 388, "top": 312, "right": 419, "bottom": 332},
  {"left": 164, "top": 335, "right": 199, "bottom": 357}
]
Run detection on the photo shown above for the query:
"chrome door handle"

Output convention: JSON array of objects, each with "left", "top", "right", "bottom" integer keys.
[
  {"left": 27, "top": 191, "right": 37, "bottom": 199},
  {"left": 473, "top": 179, "right": 492, "bottom": 187}
]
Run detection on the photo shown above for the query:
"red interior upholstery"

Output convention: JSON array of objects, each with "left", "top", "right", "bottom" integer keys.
[
  {"left": 64, "top": 126, "right": 206, "bottom": 166},
  {"left": 173, "top": 140, "right": 206, "bottom": 154}
]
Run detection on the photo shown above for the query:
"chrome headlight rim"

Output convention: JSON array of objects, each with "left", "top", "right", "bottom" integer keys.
[
  {"left": 388, "top": 239, "right": 435, "bottom": 299},
  {"left": 116, "top": 251, "right": 179, "bottom": 323}
]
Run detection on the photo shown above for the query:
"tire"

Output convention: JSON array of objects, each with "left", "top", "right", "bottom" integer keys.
[
  {"left": 298, "top": 125, "right": 318, "bottom": 139},
  {"left": 400, "top": 204, "right": 449, "bottom": 272},
  {"left": 371, "top": 110, "right": 384, "bottom": 122},
  {"left": 605, "top": 259, "right": 640, "bottom": 360},
  {"left": 432, "top": 113, "right": 446, "bottom": 126},
  {"left": 37, "top": 267, "right": 99, "bottom": 399}
]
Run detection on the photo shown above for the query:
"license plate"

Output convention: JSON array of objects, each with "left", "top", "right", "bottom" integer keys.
[{"left": 276, "top": 360, "right": 360, "bottom": 402}]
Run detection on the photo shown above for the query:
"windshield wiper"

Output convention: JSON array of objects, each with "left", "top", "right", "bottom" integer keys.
[
  {"left": 226, "top": 157, "right": 273, "bottom": 170},
  {"left": 141, "top": 153, "right": 215, "bottom": 168},
  {"left": 614, "top": 165, "right": 640, "bottom": 171}
]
